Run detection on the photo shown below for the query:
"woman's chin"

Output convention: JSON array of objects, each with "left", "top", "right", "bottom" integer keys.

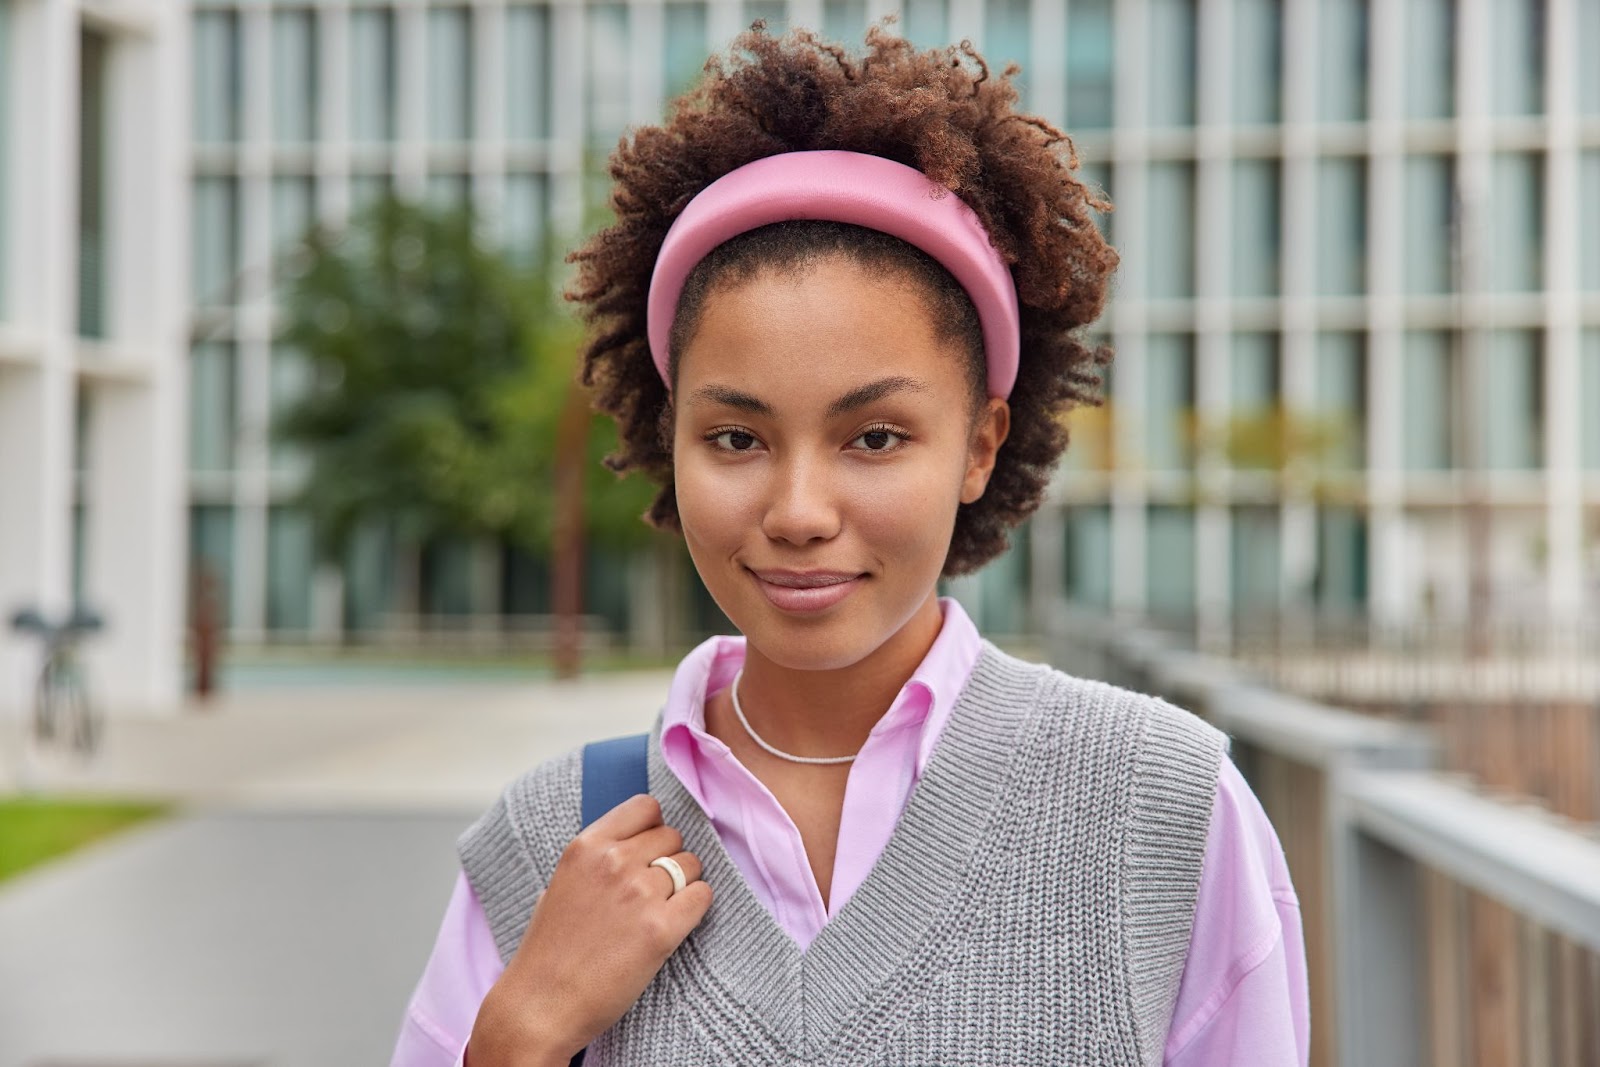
[{"left": 732, "top": 607, "right": 884, "bottom": 673}]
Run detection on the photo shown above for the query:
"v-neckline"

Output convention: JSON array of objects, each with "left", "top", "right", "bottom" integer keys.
[{"left": 646, "top": 641, "right": 1047, "bottom": 1055}]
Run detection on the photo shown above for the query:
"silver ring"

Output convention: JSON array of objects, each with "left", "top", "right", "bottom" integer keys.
[{"left": 649, "top": 855, "right": 687, "bottom": 897}]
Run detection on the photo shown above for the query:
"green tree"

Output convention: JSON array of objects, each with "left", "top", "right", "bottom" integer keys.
[{"left": 275, "top": 193, "right": 655, "bottom": 655}]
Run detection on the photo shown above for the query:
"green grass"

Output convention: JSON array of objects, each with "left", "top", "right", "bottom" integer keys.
[{"left": 0, "top": 797, "right": 168, "bottom": 883}]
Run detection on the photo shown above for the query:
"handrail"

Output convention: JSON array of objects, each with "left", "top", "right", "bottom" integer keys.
[
  {"left": 1347, "top": 770, "right": 1600, "bottom": 955},
  {"left": 1043, "top": 597, "right": 1600, "bottom": 1067}
]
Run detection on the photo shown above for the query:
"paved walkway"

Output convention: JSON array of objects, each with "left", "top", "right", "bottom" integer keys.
[{"left": 0, "top": 670, "right": 669, "bottom": 1067}]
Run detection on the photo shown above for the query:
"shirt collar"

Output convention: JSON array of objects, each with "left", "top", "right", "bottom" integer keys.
[{"left": 659, "top": 597, "right": 983, "bottom": 805}]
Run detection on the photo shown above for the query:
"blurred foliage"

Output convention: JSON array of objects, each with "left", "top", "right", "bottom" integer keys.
[
  {"left": 1060, "top": 402, "right": 1352, "bottom": 481},
  {"left": 1209, "top": 407, "right": 1351, "bottom": 474},
  {"left": 275, "top": 194, "right": 655, "bottom": 562}
]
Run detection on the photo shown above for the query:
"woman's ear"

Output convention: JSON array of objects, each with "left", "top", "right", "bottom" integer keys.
[{"left": 960, "top": 398, "right": 1011, "bottom": 504}]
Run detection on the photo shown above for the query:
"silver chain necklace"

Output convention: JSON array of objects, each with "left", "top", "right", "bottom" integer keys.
[{"left": 729, "top": 667, "right": 858, "bottom": 765}]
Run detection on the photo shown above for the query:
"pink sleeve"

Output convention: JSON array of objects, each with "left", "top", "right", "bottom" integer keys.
[
  {"left": 390, "top": 870, "right": 509, "bottom": 1067},
  {"left": 1163, "top": 756, "right": 1311, "bottom": 1066}
]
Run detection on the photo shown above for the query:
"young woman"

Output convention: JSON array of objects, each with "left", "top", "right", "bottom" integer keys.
[{"left": 392, "top": 23, "right": 1308, "bottom": 1067}]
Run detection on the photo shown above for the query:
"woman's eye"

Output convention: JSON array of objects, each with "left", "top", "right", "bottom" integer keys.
[
  {"left": 713, "top": 429, "right": 759, "bottom": 451},
  {"left": 851, "top": 428, "right": 907, "bottom": 452}
]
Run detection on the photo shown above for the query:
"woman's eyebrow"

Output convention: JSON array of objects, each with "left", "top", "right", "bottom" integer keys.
[
  {"left": 826, "top": 375, "right": 928, "bottom": 417},
  {"left": 688, "top": 385, "right": 773, "bottom": 414}
]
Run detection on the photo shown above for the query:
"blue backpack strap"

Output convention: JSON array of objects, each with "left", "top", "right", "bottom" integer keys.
[
  {"left": 580, "top": 732, "right": 651, "bottom": 828},
  {"left": 571, "top": 733, "right": 651, "bottom": 1067}
]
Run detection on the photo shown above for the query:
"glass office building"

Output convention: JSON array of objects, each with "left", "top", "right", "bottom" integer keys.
[{"left": 186, "top": 0, "right": 1600, "bottom": 644}]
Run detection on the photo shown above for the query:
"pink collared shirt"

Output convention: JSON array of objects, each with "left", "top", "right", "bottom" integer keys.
[{"left": 393, "top": 599, "right": 1309, "bottom": 1066}]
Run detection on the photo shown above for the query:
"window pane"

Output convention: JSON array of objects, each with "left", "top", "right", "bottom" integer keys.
[
  {"left": 272, "top": 175, "right": 315, "bottom": 256},
  {"left": 343, "top": 521, "right": 394, "bottom": 633},
  {"left": 1482, "top": 330, "right": 1540, "bottom": 470},
  {"left": 1317, "top": 157, "right": 1366, "bottom": 295},
  {"left": 1319, "top": 0, "right": 1368, "bottom": 122},
  {"left": 0, "top": 1, "right": 9, "bottom": 317},
  {"left": 192, "top": 176, "right": 239, "bottom": 307},
  {"left": 428, "top": 6, "right": 473, "bottom": 141},
  {"left": 1403, "top": 331, "right": 1454, "bottom": 470},
  {"left": 190, "top": 342, "right": 236, "bottom": 472},
  {"left": 587, "top": 4, "right": 630, "bottom": 149},
  {"left": 1488, "top": 0, "right": 1543, "bottom": 116},
  {"left": 427, "top": 172, "right": 471, "bottom": 211},
  {"left": 1582, "top": 152, "right": 1600, "bottom": 289},
  {"left": 1149, "top": 0, "right": 1197, "bottom": 127},
  {"left": 270, "top": 344, "right": 310, "bottom": 477},
  {"left": 1487, "top": 154, "right": 1541, "bottom": 292},
  {"left": 1315, "top": 332, "right": 1366, "bottom": 470},
  {"left": 350, "top": 173, "right": 392, "bottom": 215},
  {"left": 1316, "top": 507, "right": 1367, "bottom": 613},
  {"left": 1231, "top": 506, "right": 1280, "bottom": 615},
  {"left": 1230, "top": 333, "right": 1280, "bottom": 470},
  {"left": 1233, "top": 0, "right": 1282, "bottom": 125},
  {"left": 1583, "top": 2, "right": 1600, "bottom": 115},
  {"left": 985, "top": 0, "right": 1031, "bottom": 105},
  {"left": 1404, "top": 155, "right": 1454, "bottom": 294},
  {"left": 424, "top": 538, "right": 474, "bottom": 616},
  {"left": 189, "top": 505, "right": 235, "bottom": 627},
  {"left": 823, "top": 0, "right": 867, "bottom": 46},
  {"left": 902, "top": 0, "right": 948, "bottom": 49},
  {"left": 1231, "top": 333, "right": 1279, "bottom": 412},
  {"left": 1147, "top": 162, "right": 1195, "bottom": 298},
  {"left": 267, "top": 508, "right": 315, "bottom": 632},
  {"left": 1405, "top": 0, "right": 1454, "bottom": 119},
  {"left": 1232, "top": 160, "right": 1281, "bottom": 297},
  {"left": 507, "top": 4, "right": 551, "bottom": 140},
  {"left": 1064, "top": 505, "right": 1112, "bottom": 609},
  {"left": 194, "top": 11, "right": 241, "bottom": 143},
  {"left": 1146, "top": 506, "right": 1196, "bottom": 621},
  {"left": 1584, "top": 332, "right": 1600, "bottom": 470},
  {"left": 272, "top": 10, "right": 318, "bottom": 143},
  {"left": 350, "top": 9, "right": 396, "bottom": 141},
  {"left": 665, "top": 3, "right": 709, "bottom": 99},
  {"left": 1066, "top": 0, "right": 1114, "bottom": 130},
  {"left": 504, "top": 171, "right": 550, "bottom": 268},
  {"left": 1147, "top": 334, "right": 1195, "bottom": 470},
  {"left": 78, "top": 30, "right": 109, "bottom": 339}
]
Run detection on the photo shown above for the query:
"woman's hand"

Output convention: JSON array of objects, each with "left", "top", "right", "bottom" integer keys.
[{"left": 465, "top": 794, "right": 712, "bottom": 1066}]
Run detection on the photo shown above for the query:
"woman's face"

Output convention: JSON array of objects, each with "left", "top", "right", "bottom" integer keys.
[{"left": 672, "top": 255, "right": 1009, "bottom": 671}]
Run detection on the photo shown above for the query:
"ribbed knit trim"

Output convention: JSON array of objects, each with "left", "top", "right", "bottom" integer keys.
[{"left": 458, "top": 746, "right": 581, "bottom": 964}]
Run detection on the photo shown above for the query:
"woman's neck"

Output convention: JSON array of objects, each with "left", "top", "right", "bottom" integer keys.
[{"left": 719, "top": 592, "right": 946, "bottom": 759}]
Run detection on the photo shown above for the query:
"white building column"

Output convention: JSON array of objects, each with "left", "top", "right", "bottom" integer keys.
[
  {"left": 550, "top": 0, "right": 586, "bottom": 242},
  {"left": 1108, "top": 0, "right": 1149, "bottom": 619},
  {"left": 1278, "top": 0, "right": 1319, "bottom": 623},
  {"left": 83, "top": 1, "right": 189, "bottom": 713},
  {"left": 1543, "top": 0, "right": 1585, "bottom": 622},
  {"left": 0, "top": 1, "right": 79, "bottom": 716},
  {"left": 234, "top": 0, "right": 273, "bottom": 643},
  {"left": 1364, "top": 0, "right": 1408, "bottom": 628},
  {"left": 1193, "top": 0, "right": 1233, "bottom": 646}
]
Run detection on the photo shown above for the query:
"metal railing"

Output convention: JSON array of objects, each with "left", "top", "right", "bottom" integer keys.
[{"left": 1044, "top": 602, "right": 1600, "bottom": 1067}]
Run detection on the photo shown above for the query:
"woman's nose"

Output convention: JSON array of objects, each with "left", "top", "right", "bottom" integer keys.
[{"left": 759, "top": 454, "right": 842, "bottom": 545}]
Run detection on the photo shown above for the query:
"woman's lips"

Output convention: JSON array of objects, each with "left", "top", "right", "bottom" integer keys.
[{"left": 748, "top": 569, "right": 865, "bottom": 614}]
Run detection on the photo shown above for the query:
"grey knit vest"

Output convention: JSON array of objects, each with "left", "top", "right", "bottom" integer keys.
[{"left": 458, "top": 642, "right": 1227, "bottom": 1066}]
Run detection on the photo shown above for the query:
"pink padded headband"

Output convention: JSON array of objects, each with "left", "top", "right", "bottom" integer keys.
[{"left": 646, "top": 150, "right": 1021, "bottom": 399}]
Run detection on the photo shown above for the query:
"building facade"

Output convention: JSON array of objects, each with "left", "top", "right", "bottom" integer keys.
[
  {"left": 185, "top": 0, "right": 1600, "bottom": 647},
  {"left": 0, "top": 0, "right": 189, "bottom": 716}
]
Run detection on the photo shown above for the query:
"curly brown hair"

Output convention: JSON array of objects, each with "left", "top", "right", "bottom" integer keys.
[{"left": 566, "top": 20, "right": 1118, "bottom": 576}]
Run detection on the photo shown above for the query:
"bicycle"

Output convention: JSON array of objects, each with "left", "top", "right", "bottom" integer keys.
[{"left": 10, "top": 607, "right": 104, "bottom": 757}]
